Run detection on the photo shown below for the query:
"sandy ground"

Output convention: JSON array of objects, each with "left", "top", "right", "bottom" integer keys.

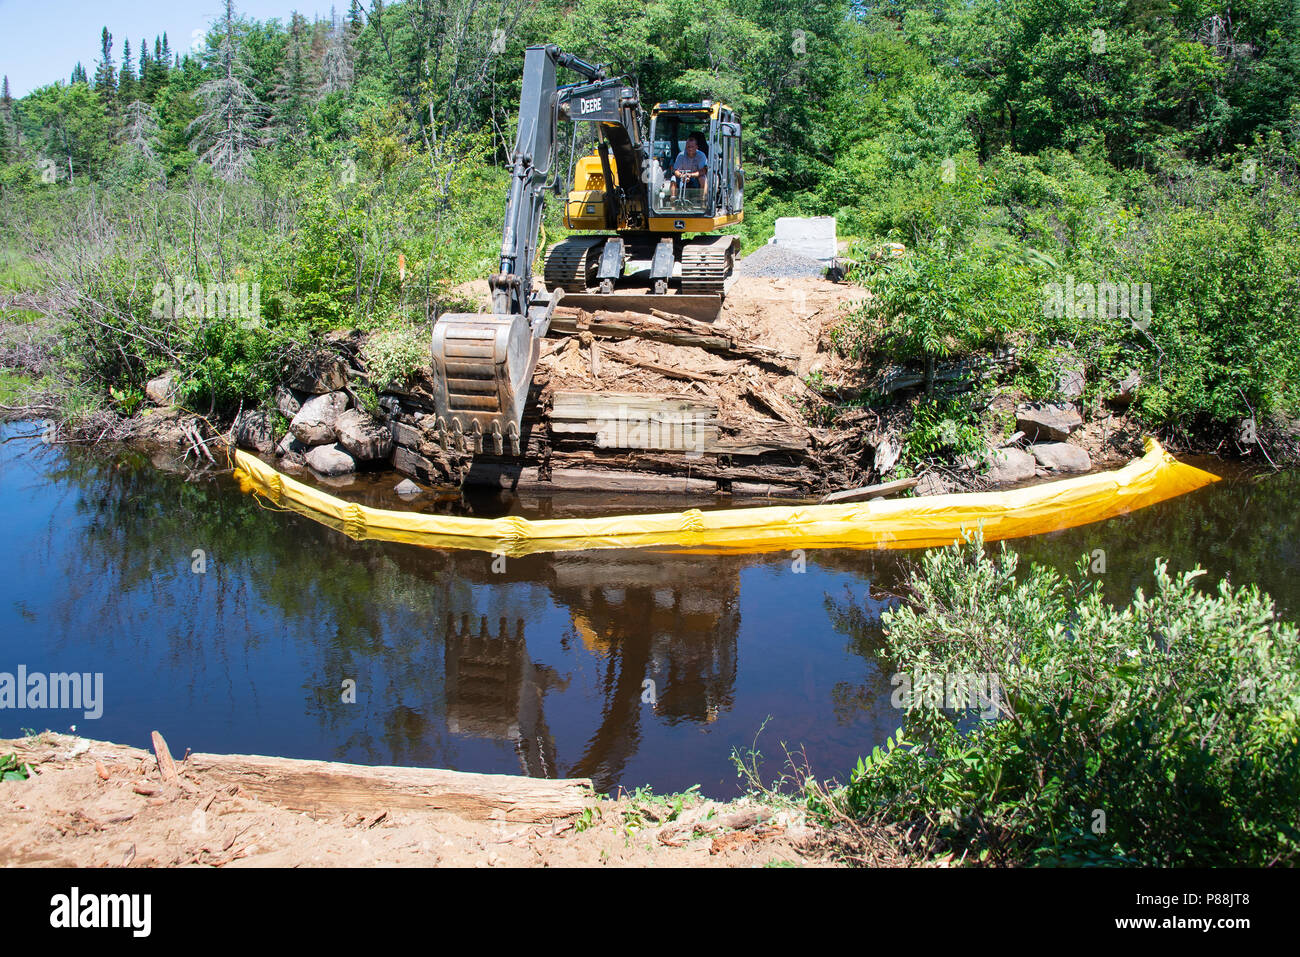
[{"left": 0, "top": 734, "right": 842, "bottom": 868}]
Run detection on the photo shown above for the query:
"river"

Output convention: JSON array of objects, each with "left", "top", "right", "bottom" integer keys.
[{"left": 1, "top": 421, "right": 1295, "bottom": 796}]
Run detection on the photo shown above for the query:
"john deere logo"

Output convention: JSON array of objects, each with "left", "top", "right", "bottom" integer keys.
[{"left": 673, "top": 219, "right": 685, "bottom": 230}]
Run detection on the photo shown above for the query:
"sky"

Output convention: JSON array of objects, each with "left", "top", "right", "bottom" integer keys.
[{"left": 0, "top": 0, "right": 338, "bottom": 96}]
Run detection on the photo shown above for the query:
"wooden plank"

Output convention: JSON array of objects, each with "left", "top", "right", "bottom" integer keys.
[
  {"left": 819, "top": 476, "right": 920, "bottom": 504},
  {"left": 552, "top": 390, "right": 721, "bottom": 453},
  {"left": 546, "top": 468, "right": 716, "bottom": 494},
  {"left": 184, "top": 752, "right": 593, "bottom": 823},
  {"left": 552, "top": 391, "right": 718, "bottom": 417}
]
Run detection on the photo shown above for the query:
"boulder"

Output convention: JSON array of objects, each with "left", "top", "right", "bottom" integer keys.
[
  {"left": 1016, "top": 403, "right": 1082, "bottom": 442},
  {"left": 233, "top": 410, "right": 275, "bottom": 453},
  {"left": 275, "top": 385, "right": 307, "bottom": 419},
  {"left": 289, "top": 391, "right": 349, "bottom": 446},
  {"left": 287, "top": 353, "right": 348, "bottom": 394},
  {"left": 984, "top": 447, "right": 1036, "bottom": 484},
  {"left": 1030, "top": 442, "right": 1092, "bottom": 473},
  {"left": 305, "top": 443, "right": 357, "bottom": 477},
  {"left": 275, "top": 432, "right": 309, "bottom": 458},
  {"left": 335, "top": 408, "right": 394, "bottom": 461},
  {"left": 145, "top": 372, "right": 179, "bottom": 406},
  {"left": 1055, "top": 359, "right": 1086, "bottom": 400},
  {"left": 394, "top": 478, "right": 423, "bottom": 498}
]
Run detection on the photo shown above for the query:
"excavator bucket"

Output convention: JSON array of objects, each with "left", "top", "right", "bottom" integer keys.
[{"left": 430, "top": 311, "right": 538, "bottom": 456}]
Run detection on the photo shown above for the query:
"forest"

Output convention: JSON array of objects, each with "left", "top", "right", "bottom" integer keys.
[{"left": 1, "top": 0, "right": 1298, "bottom": 454}]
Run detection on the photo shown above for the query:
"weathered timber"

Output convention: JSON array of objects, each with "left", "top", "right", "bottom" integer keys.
[
  {"left": 550, "top": 307, "right": 799, "bottom": 371},
  {"left": 601, "top": 346, "right": 722, "bottom": 382},
  {"left": 818, "top": 476, "right": 920, "bottom": 504},
  {"left": 182, "top": 751, "right": 593, "bottom": 822},
  {"left": 551, "top": 390, "right": 721, "bottom": 453}
]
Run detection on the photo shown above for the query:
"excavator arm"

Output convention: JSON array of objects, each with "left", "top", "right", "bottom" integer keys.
[{"left": 431, "top": 45, "right": 634, "bottom": 457}]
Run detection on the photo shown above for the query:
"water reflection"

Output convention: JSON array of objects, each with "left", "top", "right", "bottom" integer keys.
[{"left": 1, "top": 427, "right": 1296, "bottom": 797}]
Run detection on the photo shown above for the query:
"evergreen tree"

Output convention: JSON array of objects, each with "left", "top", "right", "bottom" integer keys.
[
  {"left": 189, "top": 0, "right": 265, "bottom": 181},
  {"left": 138, "top": 40, "right": 153, "bottom": 100},
  {"left": 320, "top": 11, "right": 356, "bottom": 95},
  {"left": 93, "top": 27, "right": 117, "bottom": 109},
  {"left": 71, "top": 62, "right": 88, "bottom": 85},
  {"left": 118, "top": 38, "right": 138, "bottom": 104},
  {"left": 0, "top": 76, "right": 17, "bottom": 161}
]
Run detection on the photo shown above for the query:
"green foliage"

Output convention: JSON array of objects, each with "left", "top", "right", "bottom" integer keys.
[
  {"left": 837, "top": 236, "right": 1041, "bottom": 363},
  {"left": 831, "top": 533, "right": 1300, "bottom": 866},
  {"left": 902, "top": 395, "right": 985, "bottom": 467},
  {"left": 0, "top": 754, "right": 30, "bottom": 781},
  {"left": 361, "top": 325, "right": 429, "bottom": 392}
]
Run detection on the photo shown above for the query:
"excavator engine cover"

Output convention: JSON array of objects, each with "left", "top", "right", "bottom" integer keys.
[{"left": 430, "top": 312, "right": 537, "bottom": 456}]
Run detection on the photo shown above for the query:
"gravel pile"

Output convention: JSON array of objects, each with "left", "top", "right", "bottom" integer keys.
[{"left": 733, "top": 243, "right": 828, "bottom": 279}]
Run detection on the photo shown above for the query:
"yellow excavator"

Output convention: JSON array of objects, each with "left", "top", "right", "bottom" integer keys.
[{"left": 429, "top": 44, "right": 744, "bottom": 456}]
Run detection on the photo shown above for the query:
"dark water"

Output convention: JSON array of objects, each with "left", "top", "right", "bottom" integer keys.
[{"left": 2, "top": 422, "right": 1296, "bottom": 797}]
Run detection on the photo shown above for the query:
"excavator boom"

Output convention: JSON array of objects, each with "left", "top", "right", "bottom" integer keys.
[{"left": 430, "top": 45, "right": 608, "bottom": 456}]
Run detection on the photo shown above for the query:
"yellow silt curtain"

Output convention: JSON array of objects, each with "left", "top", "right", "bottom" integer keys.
[{"left": 233, "top": 438, "right": 1220, "bottom": 557}]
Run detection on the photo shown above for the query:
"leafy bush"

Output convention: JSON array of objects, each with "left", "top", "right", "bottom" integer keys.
[
  {"left": 830, "top": 533, "right": 1300, "bottom": 866},
  {"left": 836, "top": 237, "right": 1041, "bottom": 364},
  {"left": 361, "top": 325, "right": 429, "bottom": 392}
]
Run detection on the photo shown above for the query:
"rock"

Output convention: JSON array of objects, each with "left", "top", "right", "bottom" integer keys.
[
  {"left": 394, "top": 446, "right": 453, "bottom": 484},
  {"left": 289, "top": 391, "right": 349, "bottom": 446},
  {"left": 145, "top": 372, "right": 178, "bottom": 406},
  {"left": 335, "top": 409, "right": 394, "bottom": 461},
  {"left": 394, "top": 479, "right": 423, "bottom": 498},
  {"left": 1108, "top": 371, "right": 1141, "bottom": 408},
  {"left": 275, "top": 385, "right": 307, "bottom": 419},
  {"left": 275, "top": 432, "right": 309, "bottom": 458},
  {"left": 1030, "top": 442, "right": 1092, "bottom": 473},
  {"left": 304, "top": 443, "right": 357, "bottom": 477},
  {"left": 1016, "top": 403, "right": 1083, "bottom": 442},
  {"left": 287, "top": 353, "right": 348, "bottom": 394},
  {"left": 233, "top": 410, "right": 275, "bottom": 453},
  {"left": 984, "top": 447, "right": 1037, "bottom": 484},
  {"left": 1055, "top": 359, "right": 1086, "bottom": 400}
]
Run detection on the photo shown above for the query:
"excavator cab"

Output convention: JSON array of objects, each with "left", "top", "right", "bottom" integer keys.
[{"left": 646, "top": 104, "right": 744, "bottom": 221}]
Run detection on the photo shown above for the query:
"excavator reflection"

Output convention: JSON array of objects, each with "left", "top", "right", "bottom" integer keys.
[{"left": 439, "top": 551, "right": 739, "bottom": 791}]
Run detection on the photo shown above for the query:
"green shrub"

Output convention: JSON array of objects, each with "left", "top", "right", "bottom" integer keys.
[
  {"left": 829, "top": 533, "right": 1300, "bottom": 866},
  {"left": 361, "top": 325, "right": 429, "bottom": 392}
]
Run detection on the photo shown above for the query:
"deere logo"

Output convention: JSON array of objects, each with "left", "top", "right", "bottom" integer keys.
[{"left": 674, "top": 220, "right": 685, "bottom": 230}]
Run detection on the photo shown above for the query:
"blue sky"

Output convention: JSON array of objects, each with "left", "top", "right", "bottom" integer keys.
[{"left": 1, "top": 0, "right": 338, "bottom": 96}]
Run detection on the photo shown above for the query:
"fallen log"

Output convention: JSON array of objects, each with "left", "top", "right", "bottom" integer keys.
[{"left": 184, "top": 752, "right": 593, "bottom": 823}]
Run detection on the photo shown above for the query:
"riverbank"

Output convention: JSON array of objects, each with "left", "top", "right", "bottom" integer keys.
[
  {"left": 8, "top": 270, "right": 1291, "bottom": 505},
  {"left": 0, "top": 732, "right": 873, "bottom": 868}
]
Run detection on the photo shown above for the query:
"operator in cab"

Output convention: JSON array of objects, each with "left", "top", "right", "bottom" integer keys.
[{"left": 669, "top": 134, "right": 708, "bottom": 201}]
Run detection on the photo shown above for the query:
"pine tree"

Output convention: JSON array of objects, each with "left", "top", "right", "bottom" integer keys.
[
  {"left": 320, "top": 10, "right": 356, "bottom": 96},
  {"left": 273, "top": 13, "right": 315, "bottom": 136},
  {"left": 189, "top": 0, "right": 265, "bottom": 181},
  {"left": 0, "top": 76, "right": 17, "bottom": 162},
  {"left": 93, "top": 27, "right": 117, "bottom": 110},
  {"left": 118, "top": 38, "right": 138, "bottom": 104},
  {"left": 139, "top": 40, "right": 152, "bottom": 100},
  {"left": 71, "top": 63, "right": 88, "bottom": 85}
]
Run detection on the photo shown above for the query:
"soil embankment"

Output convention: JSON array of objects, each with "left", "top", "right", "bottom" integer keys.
[{"left": 0, "top": 733, "right": 850, "bottom": 868}]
